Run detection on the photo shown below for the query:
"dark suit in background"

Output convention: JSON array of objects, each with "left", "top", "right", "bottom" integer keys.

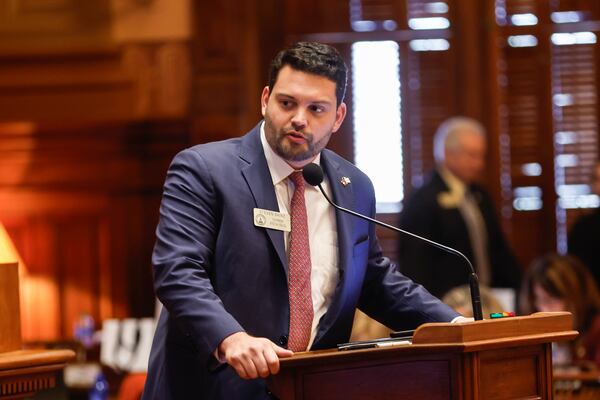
[
  {"left": 399, "top": 170, "right": 521, "bottom": 299},
  {"left": 568, "top": 208, "right": 600, "bottom": 288}
]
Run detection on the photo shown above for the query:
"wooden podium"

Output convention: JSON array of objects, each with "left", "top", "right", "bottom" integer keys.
[
  {"left": 0, "top": 262, "right": 75, "bottom": 399},
  {"left": 268, "top": 312, "right": 578, "bottom": 400}
]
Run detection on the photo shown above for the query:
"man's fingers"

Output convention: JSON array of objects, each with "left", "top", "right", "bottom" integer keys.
[
  {"left": 254, "top": 351, "right": 272, "bottom": 378},
  {"left": 273, "top": 344, "right": 294, "bottom": 358},
  {"left": 220, "top": 333, "right": 295, "bottom": 379},
  {"left": 263, "top": 346, "right": 282, "bottom": 375},
  {"left": 242, "top": 357, "right": 259, "bottom": 379}
]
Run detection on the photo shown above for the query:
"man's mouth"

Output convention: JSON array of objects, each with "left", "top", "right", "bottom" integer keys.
[{"left": 286, "top": 131, "right": 308, "bottom": 144}]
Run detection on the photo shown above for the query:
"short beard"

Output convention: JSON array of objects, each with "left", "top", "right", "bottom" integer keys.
[{"left": 264, "top": 117, "right": 331, "bottom": 163}]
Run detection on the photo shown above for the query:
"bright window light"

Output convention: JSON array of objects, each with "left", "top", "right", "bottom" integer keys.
[
  {"left": 409, "top": 39, "right": 450, "bottom": 52},
  {"left": 551, "top": 32, "right": 597, "bottom": 46},
  {"left": 352, "top": 20, "right": 377, "bottom": 32},
  {"left": 513, "top": 186, "right": 543, "bottom": 211},
  {"left": 555, "top": 154, "right": 578, "bottom": 168},
  {"left": 551, "top": 11, "right": 583, "bottom": 24},
  {"left": 553, "top": 93, "right": 574, "bottom": 107},
  {"left": 521, "top": 162, "right": 542, "bottom": 176},
  {"left": 352, "top": 41, "right": 403, "bottom": 212},
  {"left": 510, "top": 13, "right": 538, "bottom": 26},
  {"left": 425, "top": 2, "right": 449, "bottom": 14},
  {"left": 559, "top": 195, "right": 600, "bottom": 209},
  {"left": 408, "top": 17, "right": 450, "bottom": 30},
  {"left": 555, "top": 131, "right": 577, "bottom": 145},
  {"left": 507, "top": 35, "right": 538, "bottom": 47},
  {"left": 557, "top": 184, "right": 590, "bottom": 197}
]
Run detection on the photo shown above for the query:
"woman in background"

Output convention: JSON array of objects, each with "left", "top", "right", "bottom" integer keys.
[{"left": 520, "top": 253, "right": 600, "bottom": 368}]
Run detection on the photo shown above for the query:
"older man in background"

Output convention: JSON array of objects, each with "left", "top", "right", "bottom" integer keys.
[{"left": 399, "top": 117, "right": 521, "bottom": 299}]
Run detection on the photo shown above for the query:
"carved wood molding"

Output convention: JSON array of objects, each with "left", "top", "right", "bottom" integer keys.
[{"left": 0, "top": 41, "right": 192, "bottom": 122}]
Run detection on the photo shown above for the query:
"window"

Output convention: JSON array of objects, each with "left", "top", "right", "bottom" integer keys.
[
  {"left": 348, "top": 0, "right": 453, "bottom": 211},
  {"left": 352, "top": 41, "right": 403, "bottom": 212}
]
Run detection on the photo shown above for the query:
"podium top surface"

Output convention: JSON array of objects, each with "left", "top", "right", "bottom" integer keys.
[
  {"left": 279, "top": 312, "right": 578, "bottom": 367},
  {"left": 412, "top": 311, "right": 577, "bottom": 347}
]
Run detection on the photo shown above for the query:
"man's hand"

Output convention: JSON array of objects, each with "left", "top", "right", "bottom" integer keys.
[{"left": 218, "top": 332, "right": 294, "bottom": 379}]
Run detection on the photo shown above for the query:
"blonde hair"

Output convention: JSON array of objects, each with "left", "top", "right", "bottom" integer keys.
[{"left": 443, "top": 284, "right": 505, "bottom": 318}]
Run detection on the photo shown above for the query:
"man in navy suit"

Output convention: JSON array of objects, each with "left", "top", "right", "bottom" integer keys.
[{"left": 143, "top": 42, "right": 460, "bottom": 399}]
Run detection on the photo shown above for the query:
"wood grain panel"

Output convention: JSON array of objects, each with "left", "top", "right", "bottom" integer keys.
[
  {"left": 0, "top": 118, "right": 187, "bottom": 341},
  {"left": 0, "top": 262, "right": 21, "bottom": 352}
]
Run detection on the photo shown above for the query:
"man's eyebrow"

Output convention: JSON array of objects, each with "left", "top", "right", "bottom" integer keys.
[{"left": 274, "top": 93, "right": 333, "bottom": 105}]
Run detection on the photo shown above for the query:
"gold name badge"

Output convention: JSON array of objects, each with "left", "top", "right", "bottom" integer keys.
[{"left": 253, "top": 208, "right": 291, "bottom": 232}]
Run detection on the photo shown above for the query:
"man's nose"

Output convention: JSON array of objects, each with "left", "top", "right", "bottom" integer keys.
[{"left": 291, "top": 109, "right": 307, "bottom": 130}]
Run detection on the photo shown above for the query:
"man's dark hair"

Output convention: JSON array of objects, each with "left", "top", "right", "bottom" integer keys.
[{"left": 268, "top": 42, "right": 347, "bottom": 106}]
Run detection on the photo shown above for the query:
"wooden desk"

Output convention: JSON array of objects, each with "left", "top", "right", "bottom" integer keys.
[{"left": 0, "top": 349, "right": 75, "bottom": 399}]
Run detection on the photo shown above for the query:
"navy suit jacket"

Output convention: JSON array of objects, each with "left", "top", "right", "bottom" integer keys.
[{"left": 142, "top": 124, "right": 458, "bottom": 399}]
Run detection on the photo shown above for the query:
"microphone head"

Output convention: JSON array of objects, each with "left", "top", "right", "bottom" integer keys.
[{"left": 302, "top": 163, "right": 324, "bottom": 186}]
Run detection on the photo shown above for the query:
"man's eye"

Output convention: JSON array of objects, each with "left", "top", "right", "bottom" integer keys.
[
  {"left": 281, "top": 100, "right": 293, "bottom": 108},
  {"left": 310, "top": 105, "right": 325, "bottom": 113}
]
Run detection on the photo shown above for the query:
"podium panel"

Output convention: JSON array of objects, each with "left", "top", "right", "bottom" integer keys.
[
  {"left": 269, "top": 312, "right": 577, "bottom": 400},
  {"left": 301, "top": 355, "right": 459, "bottom": 400}
]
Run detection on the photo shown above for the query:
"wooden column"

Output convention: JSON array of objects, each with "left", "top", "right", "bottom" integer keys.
[{"left": 0, "top": 262, "right": 21, "bottom": 353}]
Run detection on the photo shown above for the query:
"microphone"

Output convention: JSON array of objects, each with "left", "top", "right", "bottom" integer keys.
[{"left": 302, "top": 163, "right": 483, "bottom": 321}]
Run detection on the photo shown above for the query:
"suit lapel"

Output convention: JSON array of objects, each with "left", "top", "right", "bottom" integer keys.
[
  {"left": 239, "top": 125, "right": 287, "bottom": 271},
  {"left": 312, "top": 153, "right": 355, "bottom": 345},
  {"left": 322, "top": 154, "right": 354, "bottom": 275}
]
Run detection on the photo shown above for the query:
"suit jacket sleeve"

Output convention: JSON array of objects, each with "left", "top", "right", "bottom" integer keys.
[{"left": 152, "top": 148, "right": 244, "bottom": 359}]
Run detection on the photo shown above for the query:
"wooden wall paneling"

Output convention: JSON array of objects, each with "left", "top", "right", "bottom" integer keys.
[
  {"left": 325, "top": 44, "right": 354, "bottom": 162},
  {"left": 536, "top": 1, "right": 558, "bottom": 255},
  {"left": 56, "top": 215, "right": 102, "bottom": 338},
  {"left": 122, "top": 42, "right": 193, "bottom": 120},
  {"left": 402, "top": 40, "right": 458, "bottom": 191},
  {"left": 482, "top": 1, "right": 517, "bottom": 248},
  {"left": 0, "top": 49, "right": 137, "bottom": 122},
  {"left": 191, "top": 0, "right": 265, "bottom": 143},
  {"left": 452, "top": 0, "right": 485, "bottom": 120},
  {"left": 110, "top": 194, "right": 154, "bottom": 319},
  {"left": 0, "top": 118, "right": 190, "bottom": 341},
  {"left": 283, "top": 0, "right": 350, "bottom": 34},
  {"left": 0, "top": 42, "right": 192, "bottom": 122},
  {"left": 0, "top": 0, "right": 111, "bottom": 50},
  {"left": 488, "top": 1, "right": 557, "bottom": 268},
  {"left": 0, "top": 0, "right": 195, "bottom": 344},
  {"left": 4, "top": 216, "right": 61, "bottom": 342}
]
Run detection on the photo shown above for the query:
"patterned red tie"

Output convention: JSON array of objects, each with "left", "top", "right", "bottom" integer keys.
[{"left": 287, "top": 171, "right": 314, "bottom": 352}]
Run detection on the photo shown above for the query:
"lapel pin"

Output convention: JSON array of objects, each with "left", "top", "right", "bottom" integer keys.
[{"left": 340, "top": 176, "right": 351, "bottom": 186}]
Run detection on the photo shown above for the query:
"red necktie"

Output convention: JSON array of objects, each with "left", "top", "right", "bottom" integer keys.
[{"left": 287, "top": 171, "right": 314, "bottom": 351}]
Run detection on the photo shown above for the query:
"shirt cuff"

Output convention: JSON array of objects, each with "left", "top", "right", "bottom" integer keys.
[{"left": 451, "top": 316, "right": 475, "bottom": 323}]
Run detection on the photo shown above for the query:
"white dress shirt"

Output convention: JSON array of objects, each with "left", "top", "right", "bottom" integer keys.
[{"left": 260, "top": 123, "right": 339, "bottom": 348}]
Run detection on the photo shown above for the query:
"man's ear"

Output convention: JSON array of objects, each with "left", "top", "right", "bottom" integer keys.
[
  {"left": 332, "top": 102, "right": 347, "bottom": 133},
  {"left": 260, "top": 86, "right": 270, "bottom": 116}
]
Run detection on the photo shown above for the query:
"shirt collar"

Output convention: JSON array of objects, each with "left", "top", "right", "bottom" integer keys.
[
  {"left": 260, "top": 121, "right": 321, "bottom": 185},
  {"left": 439, "top": 165, "right": 467, "bottom": 198}
]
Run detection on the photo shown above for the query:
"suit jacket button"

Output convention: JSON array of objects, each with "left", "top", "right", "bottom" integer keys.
[{"left": 278, "top": 335, "right": 288, "bottom": 346}]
